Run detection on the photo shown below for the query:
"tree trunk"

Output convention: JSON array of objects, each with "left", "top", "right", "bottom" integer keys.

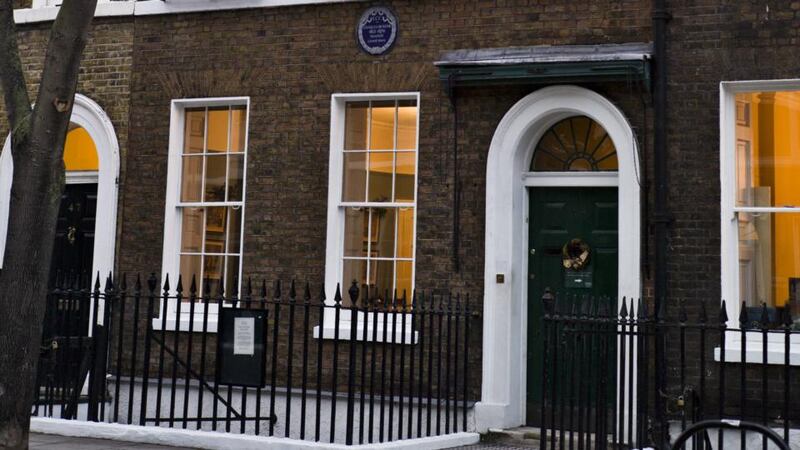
[{"left": 0, "top": 1, "right": 97, "bottom": 448}]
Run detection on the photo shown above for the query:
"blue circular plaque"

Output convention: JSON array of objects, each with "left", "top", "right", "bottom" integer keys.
[{"left": 357, "top": 7, "right": 398, "bottom": 56}]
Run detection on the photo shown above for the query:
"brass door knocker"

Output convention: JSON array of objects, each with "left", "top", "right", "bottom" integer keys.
[{"left": 67, "top": 226, "right": 76, "bottom": 245}]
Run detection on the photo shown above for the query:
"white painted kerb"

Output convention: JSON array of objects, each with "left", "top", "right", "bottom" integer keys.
[
  {"left": 30, "top": 418, "right": 480, "bottom": 450},
  {"left": 474, "top": 85, "right": 641, "bottom": 432}
]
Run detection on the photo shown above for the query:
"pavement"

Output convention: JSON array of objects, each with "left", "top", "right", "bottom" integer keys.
[{"left": 29, "top": 433, "right": 197, "bottom": 449}]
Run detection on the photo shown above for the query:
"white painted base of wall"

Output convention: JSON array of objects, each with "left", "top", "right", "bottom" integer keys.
[{"left": 30, "top": 418, "right": 480, "bottom": 450}]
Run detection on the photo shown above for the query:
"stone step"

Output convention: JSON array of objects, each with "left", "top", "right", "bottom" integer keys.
[{"left": 483, "top": 427, "right": 541, "bottom": 448}]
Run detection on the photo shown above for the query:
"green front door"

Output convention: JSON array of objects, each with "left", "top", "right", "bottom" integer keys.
[{"left": 525, "top": 187, "right": 618, "bottom": 425}]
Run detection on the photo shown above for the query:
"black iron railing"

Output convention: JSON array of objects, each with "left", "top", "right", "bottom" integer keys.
[
  {"left": 33, "top": 274, "right": 478, "bottom": 445},
  {"left": 539, "top": 293, "right": 800, "bottom": 450}
]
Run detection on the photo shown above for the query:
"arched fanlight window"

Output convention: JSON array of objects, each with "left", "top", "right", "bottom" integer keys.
[{"left": 530, "top": 115, "right": 618, "bottom": 171}]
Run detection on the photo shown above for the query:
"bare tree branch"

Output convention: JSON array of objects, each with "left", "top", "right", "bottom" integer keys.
[{"left": 0, "top": 0, "right": 32, "bottom": 134}]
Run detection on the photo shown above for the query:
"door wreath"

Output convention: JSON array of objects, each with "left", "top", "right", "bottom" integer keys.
[{"left": 562, "top": 238, "right": 590, "bottom": 271}]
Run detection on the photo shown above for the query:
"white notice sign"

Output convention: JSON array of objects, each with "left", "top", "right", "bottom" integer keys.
[{"left": 233, "top": 317, "right": 255, "bottom": 356}]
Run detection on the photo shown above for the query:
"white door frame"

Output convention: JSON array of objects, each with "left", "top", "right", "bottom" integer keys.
[
  {"left": 0, "top": 93, "right": 120, "bottom": 284},
  {"left": 474, "top": 85, "right": 641, "bottom": 431}
]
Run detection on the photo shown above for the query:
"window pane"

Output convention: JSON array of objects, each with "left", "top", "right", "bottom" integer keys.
[
  {"left": 227, "top": 154, "right": 244, "bottom": 202},
  {"left": 396, "top": 261, "right": 413, "bottom": 306},
  {"left": 344, "top": 207, "right": 368, "bottom": 257},
  {"left": 397, "top": 101, "right": 417, "bottom": 150},
  {"left": 203, "top": 255, "right": 223, "bottom": 296},
  {"left": 738, "top": 212, "right": 800, "bottom": 324},
  {"left": 342, "top": 259, "right": 367, "bottom": 306},
  {"left": 204, "top": 154, "right": 226, "bottom": 202},
  {"left": 225, "top": 255, "right": 240, "bottom": 297},
  {"left": 181, "top": 207, "right": 204, "bottom": 252},
  {"left": 396, "top": 208, "right": 415, "bottom": 258},
  {"left": 371, "top": 207, "right": 396, "bottom": 258},
  {"left": 184, "top": 109, "right": 205, "bottom": 154},
  {"left": 371, "top": 259, "right": 394, "bottom": 296},
  {"left": 342, "top": 152, "right": 366, "bottom": 202},
  {"left": 395, "top": 152, "right": 415, "bottom": 202},
  {"left": 735, "top": 92, "right": 800, "bottom": 207},
  {"left": 226, "top": 207, "right": 242, "bottom": 254},
  {"left": 370, "top": 101, "right": 395, "bottom": 150},
  {"left": 207, "top": 107, "right": 229, "bottom": 153},
  {"left": 181, "top": 155, "right": 203, "bottom": 202},
  {"left": 532, "top": 116, "right": 617, "bottom": 172},
  {"left": 368, "top": 152, "right": 393, "bottom": 202},
  {"left": 344, "top": 102, "right": 369, "bottom": 150},
  {"left": 204, "top": 206, "right": 227, "bottom": 253},
  {"left": 230, "top": 107, "right": 247, "bottom": 153},
  {"left": 180, "top": 254, "right": 202, "bottom": 290}
]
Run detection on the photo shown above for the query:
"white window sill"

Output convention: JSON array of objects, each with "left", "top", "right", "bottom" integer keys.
[
  {"left": 714, "top": 342, "right": 800, "bottom": 366},
  {"left": 151, "top": 317, "right": 218, "bottom": 333},
  {"left": 313, "top": 324, "right": 418, "bottom": 344}
]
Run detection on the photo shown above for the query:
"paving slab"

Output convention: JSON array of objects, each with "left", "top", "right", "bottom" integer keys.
[{"left": 29, "top": 433, "right": 197, "bottom": 449}]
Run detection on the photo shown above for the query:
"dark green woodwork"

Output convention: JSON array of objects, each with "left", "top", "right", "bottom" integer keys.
[
  {"left": 526, "top": 187, "right": 618, "bottom": 425},
  {"left": 437, "top": 60, "right": 651, "bottom": 90}
]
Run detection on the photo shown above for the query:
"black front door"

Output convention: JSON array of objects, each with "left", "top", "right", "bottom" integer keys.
[
  {"left": 45, "top": 183, "right": 97, "bottom": 338},
  {"left": 526, "top": 187, "right": 618, "bottom": 425}
]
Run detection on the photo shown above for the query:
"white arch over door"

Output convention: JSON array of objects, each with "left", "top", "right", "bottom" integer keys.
[
  {"left": 474, "top": 85, "right": 641, "bottom": 431},
  {"left": 0, "top": 93, "right": 120, "bottom": 281}
]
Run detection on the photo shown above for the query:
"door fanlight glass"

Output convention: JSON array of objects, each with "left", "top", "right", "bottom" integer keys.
[{"left": 531, "top": 115, "right": 618, "bottom": 171}]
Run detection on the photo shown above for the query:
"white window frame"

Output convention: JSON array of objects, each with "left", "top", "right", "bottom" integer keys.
[
  {"left": 318, "top": 92, "right": 420, "bottom": 343},
  {"left": 719, "top": 80, "right": 800, "bottom": 365},
  {"left": 154, "top": 96, "right": 250, "bottom": 333}
]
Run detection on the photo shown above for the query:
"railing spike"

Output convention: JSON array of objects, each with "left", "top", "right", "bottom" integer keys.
[
  {"left": 304, "top": 282, "right": 312, "bottom": 303},
  {"left": 135, "top": 273, "right": 142, "bottom": 293},
  {"left": 189, "top": 274, "right": 197, "bottom": 295},
  {"left": 203, "top": 277, "right": 211, "bottom": 298},
  {"left": 699, "top": 298, "right": 708, "bottom": 323},
  {"left": 619, "top": 296, "right": 628, "bottom": 318},
  {"left": 176, "top": 274, "right": 184, "bottom": 294},
  {"left": 290, "top": 279, "right": 297, "bottom": 302},
  {"left": 147, "top": 273, "right": 157, "bottom": 293},
  {"left": 334, "top": 283, "right": 342, "bottom": 305},
  {"left": 739, "top": 301, "right": 749, "bottom": 326},
  {"left": 217, "top": 277, "right": 225, "bottom": 298},
  {"left": 162, "top": 273, "right": 170, "bottom": 293},
  {"left": 120, "top": 273, "right": 128, "bottom": 292},
  {"left": 246, "top": 277, "right": 253, "bottom": 297},
  {"left": 261, "top": 279, "right": 268, "bottom": 298},
  {"left": 759, "top": 302, "right": 769, "bottom": 330},
  {"left": 274, "top": 279, "right": 282, "bottom": 299},
  {"left": 318, "top": 284, "right": 327, "bottom": 304},
  {"left": 784, "top": 301, "right": 794, "bottom": 327},
  {"left": 105, "top": 271, "right": 115, "bottom": 292},
  {"left": 719, "top": 300, "right": 729, "bottom": 323},
  {"left": 348, "top": 280, "right": 359, "bottom": 307},
  {"left": 637, "top": 298, "right": 647, "bottom": 320}
]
